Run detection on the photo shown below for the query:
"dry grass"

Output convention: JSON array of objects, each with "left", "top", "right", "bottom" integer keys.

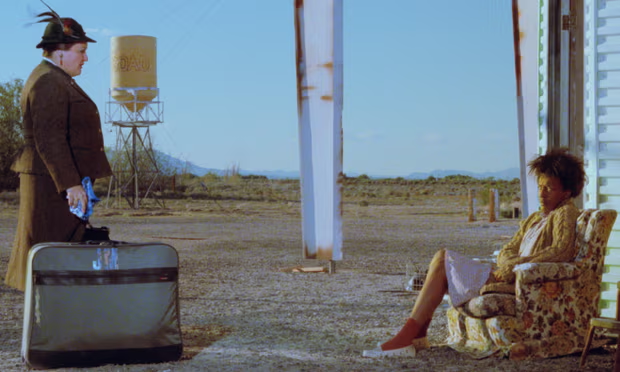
[{"left": 97, "top": 174, "right": 521, "bottom": 214}]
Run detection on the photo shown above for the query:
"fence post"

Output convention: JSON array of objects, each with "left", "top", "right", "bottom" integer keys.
[
  {"left": 489, "top": 188, "right": 497, "bottom": 222},
  {"left": 468, "top": 189, "right": 477, "bottom": 222},
  {"left": 494, "top": 189, "right": 500, "bottom": 221}
]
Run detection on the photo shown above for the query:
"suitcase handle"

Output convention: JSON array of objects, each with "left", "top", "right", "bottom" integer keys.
[{"left": 84, "top": 240, "right": 129, "bottom": 246}]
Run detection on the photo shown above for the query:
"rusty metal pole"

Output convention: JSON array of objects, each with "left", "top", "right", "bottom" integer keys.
[
  {"left": 512, "top": 0, "right": 542, "bottom": 218},
  {"left": 295, "top": 0, "right": 344, "bottom": 263}
]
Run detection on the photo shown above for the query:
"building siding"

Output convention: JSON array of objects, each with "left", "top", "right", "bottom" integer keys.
[{"left": 584, "top": 0, "right": 620, "bottom": 318}]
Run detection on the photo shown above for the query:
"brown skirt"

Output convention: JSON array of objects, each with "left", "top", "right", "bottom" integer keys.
[{"left": 4, "top": 174, "right": 85, "bottom": 291}]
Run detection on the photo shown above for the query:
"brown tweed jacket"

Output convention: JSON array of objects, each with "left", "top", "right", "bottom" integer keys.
[{"left": 12, "top": 60, "right": 112, "bottom": 192}]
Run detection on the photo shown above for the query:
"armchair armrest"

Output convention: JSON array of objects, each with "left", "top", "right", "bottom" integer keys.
[{"left": 514, "top": 262, "right": 581, "bottom": 285}]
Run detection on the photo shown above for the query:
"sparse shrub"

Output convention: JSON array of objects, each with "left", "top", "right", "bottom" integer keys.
[
  {"left": 394, "top": 177, "right": 406, "bottom": 184},
  {"left": 357, "top": 174, "right": 371, "bottom": 182},
  {"left": 388, "top": 189, "right": 402, "bottom": 197},
  {"left": 444, "top": 174, "right": 476, "bottom": 184},
  {"left": 476, "top": 188, "right": 487, "bottom": 206},
  {"left": 224, "top": 162, "right": 241, "bottom": 179},
  {"left": 180, "top": 173, "right": 198, "bottom": 181},
  {"left": 242, "top": 174, "right": 268, "bottom": 180},
  {"left": 0, "top": 79, "right": 24, "bottom": 191},
  {"left": 202, "top": 172, "right": 220, "bottom": 182},
  {"left": 500, "top": 209, "right": 514, "bottom": 219}
]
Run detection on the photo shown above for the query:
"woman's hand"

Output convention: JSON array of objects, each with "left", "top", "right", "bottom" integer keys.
[
  {"left": 492, "top": 265, "right": 516, "bottom": 283},
  {"left": 66, "top": 185, "right": 87, "bottom": 214}
]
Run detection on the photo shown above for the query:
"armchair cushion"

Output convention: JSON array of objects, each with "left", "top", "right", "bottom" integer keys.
[
  {"left": 459, "top": 293, "right": 516, "bottom": 318},
  {"left": 514, "top": 262, "right": 581, "bottom": 284},
  {"left": 456, "top": 261, "right": 581, "bottom": 319}
]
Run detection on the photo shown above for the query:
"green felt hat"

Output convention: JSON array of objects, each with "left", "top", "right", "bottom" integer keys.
[
  {"left": 34, "top": 1, "right": 96, "bottom": 49},
  {"left": 36, "top": 17, "right": 96, "bottom": 49}
]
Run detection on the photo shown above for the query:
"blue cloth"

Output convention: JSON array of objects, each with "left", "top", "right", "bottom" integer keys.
[{"left": 69, "top": 177, "right": 100, "bottom": 220}]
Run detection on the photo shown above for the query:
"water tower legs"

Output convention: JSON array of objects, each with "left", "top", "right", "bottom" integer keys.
[{"left": 106, "top": 125, "right": 163, "bottom": 209}]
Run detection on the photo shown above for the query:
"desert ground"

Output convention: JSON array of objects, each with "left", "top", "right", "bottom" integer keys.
[{"left": 0, "top": 181, "right": 617, "bottom": 371}]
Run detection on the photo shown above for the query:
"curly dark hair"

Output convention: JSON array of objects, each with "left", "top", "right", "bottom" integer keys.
[{"left": 528, "top": 148, "right": 585, "bottom": 197}]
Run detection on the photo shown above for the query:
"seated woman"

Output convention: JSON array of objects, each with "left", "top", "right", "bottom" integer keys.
[{"left": 363, "top": 148, "right": 585, "bottom": 357}]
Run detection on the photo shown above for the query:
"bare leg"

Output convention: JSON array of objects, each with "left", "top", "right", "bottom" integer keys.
[
  {"left": 410, "top": 248, "right": 448, "bottom": 323},
  {"left": 380, "top": 249, "right": 448, "bottom": 351}
]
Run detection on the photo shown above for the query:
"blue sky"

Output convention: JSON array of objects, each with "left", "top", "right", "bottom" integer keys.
[{"left": 1, "top": 0, "right": 518, "bottom": 177}]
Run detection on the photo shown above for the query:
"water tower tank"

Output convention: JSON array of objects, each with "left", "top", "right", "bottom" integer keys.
[{"left": 111, "top": 36, "right": 157, "bottom": 112}]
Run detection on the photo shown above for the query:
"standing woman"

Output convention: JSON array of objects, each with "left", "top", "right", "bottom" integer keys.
[{"left": 4, "top": 5, "right": 112, "bottom": 291}]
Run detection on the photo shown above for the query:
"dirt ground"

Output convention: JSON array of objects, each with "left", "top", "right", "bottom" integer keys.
[{"left": 0, "top": 196, "right": 616, "bottom": 371}]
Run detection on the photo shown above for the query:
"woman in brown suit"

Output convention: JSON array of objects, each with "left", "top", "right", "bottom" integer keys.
[{"left": 4, "top": 8, "right": 112, "bottom": 291}]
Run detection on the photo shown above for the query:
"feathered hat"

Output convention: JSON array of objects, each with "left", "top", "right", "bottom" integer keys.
[{"left": 34, "top": 0, "right": 96, "bottom": 49}]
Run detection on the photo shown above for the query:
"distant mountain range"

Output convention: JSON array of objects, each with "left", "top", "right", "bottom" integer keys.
[
  {"left": 153, "top": 151, "right": 520, "bottom": 180},
  {"left": 405, "top": 168, "right": 520, "bottom": 181},
  {"left": 155, "top": 151, "right": 300, "bottom": 179}
]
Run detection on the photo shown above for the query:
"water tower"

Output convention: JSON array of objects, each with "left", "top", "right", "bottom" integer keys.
[{"left": 105, "top": 35, "right": 164, "bottom": 209}]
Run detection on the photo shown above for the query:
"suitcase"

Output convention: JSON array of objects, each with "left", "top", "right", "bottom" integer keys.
[{"left": 21, "top": 240, "right": 183, "bottom": 369}]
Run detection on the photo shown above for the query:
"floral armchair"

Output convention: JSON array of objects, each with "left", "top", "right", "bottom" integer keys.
[{"left": 446, "top": 209, "right": 617, "bottom": 360}]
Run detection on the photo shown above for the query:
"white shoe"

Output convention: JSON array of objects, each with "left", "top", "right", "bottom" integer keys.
[
  {"left": 376, "top": 337, "right": 430, "bottom": 351},
  {"left": 362, "top": 344, "right": 416, "bottom": 358}
]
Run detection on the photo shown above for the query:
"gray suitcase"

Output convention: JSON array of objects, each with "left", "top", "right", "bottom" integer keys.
[{"left": 21, "top": 241, "right": 183, "bottom": 369}]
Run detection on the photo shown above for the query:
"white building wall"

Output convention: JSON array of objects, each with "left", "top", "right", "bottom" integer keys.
[{"left": 584, "top": 0, "right": 620, "bottom": 318}]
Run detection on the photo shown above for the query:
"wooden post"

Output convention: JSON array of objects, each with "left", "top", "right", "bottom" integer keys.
[
  {"left": 494, "top": 189, "right": 500, "bottom": 221},
  {"left": 329, "top": 260, "right": 336, "bottom": 274},
  {"left": 489, "top": 189, "right": 497, "bottom": 222},
  {"left": 468, "top": 189, "right": 477, "bottom": 222}
]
